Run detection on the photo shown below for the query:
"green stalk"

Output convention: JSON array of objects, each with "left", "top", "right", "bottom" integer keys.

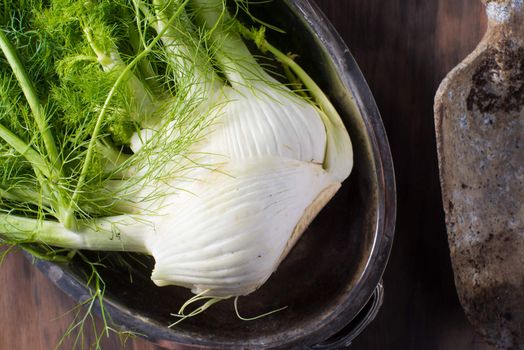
[
  {"left": 0, "top": 187, "right": 21, "bottom": 202},
  {"left": 153, "top": 0, "right": 222, "bottom": 90},
  {"left": 191, "top": 0, "right": 269, "bottom": 85},
  {"left": 0, "top": 30, "right": 72, "bottom": 223},
  {"left": 0, "top": 30, "right": 61, "bottom": 170},
  {"left": 127, "top": 17, "right": 164, "bottom": 97},
  {"left": 0, "top": 122, "right": 53, "bottom": 178},
  {"left": 0, "top": 213, "right": 151, "bottom": 253},
  {"left": 66, "top": 0, "right": 192, "bottom": 228},
  {"left": 0, "top": 185, "right": 52, "bottom": 210},
  {"left": 239, "top": 24, "right": 353, "bottom": 182},
  {"left": 83, "top": 26, "right": 158, "bottom": 127},
  {"left": 247, "top": 31, "right": 341, "bottom": 124}
]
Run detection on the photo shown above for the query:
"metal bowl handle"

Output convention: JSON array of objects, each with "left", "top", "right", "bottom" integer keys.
[{"left": 309, "top": 281, "right": 385, "bottom": 349}]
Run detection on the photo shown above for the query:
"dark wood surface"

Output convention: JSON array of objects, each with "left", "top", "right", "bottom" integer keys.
[{"left": 0, "top": 1, "right": 496, "bottom": 349}]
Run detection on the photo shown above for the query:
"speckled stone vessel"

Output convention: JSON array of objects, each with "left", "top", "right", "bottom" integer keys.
[{"left": 434, "top": 1, "right": 524, "bottom": 348}]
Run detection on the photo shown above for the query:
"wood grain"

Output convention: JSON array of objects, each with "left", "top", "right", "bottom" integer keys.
[
  {"left": 0, "top": 0, "right": 497, "bottom": 349},
  {"left": 316, "top": 0, "right": 492, "bottom": 349}
]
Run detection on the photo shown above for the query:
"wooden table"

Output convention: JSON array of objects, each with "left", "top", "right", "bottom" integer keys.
[{"left": 0, "top": 1, "right": 497, "bottom": 349}]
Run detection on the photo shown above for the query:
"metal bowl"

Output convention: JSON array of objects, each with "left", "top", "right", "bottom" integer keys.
[{"left": 35, "top": 0, "right": 396, "bottom": 348}]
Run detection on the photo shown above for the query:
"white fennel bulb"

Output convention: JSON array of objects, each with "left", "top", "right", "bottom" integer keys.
[
  {"left": 124, "top": 77, "right": 345, "bottom": 296},
  {"left": 147, "top": 157, "right": 339, "bottom": 296},
  {"left": 0, "top": 0, "right": 354, "bottom": 303}
]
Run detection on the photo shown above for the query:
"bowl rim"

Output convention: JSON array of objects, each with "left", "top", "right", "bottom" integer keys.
[
  {"left": 33, "top": 0, "right": 396, "bottom": 348},
  {"left": 283, "top": 0, "right": 397, "bottom": 347}
]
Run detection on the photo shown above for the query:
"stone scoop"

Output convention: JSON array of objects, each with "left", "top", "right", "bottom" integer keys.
[{"left": 434, "top": 0, "right": 524, "bottom": 348}]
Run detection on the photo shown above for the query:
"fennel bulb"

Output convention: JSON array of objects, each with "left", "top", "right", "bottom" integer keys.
[{"left": 0, "top": 0, "right": 352, "bottom": 303}]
